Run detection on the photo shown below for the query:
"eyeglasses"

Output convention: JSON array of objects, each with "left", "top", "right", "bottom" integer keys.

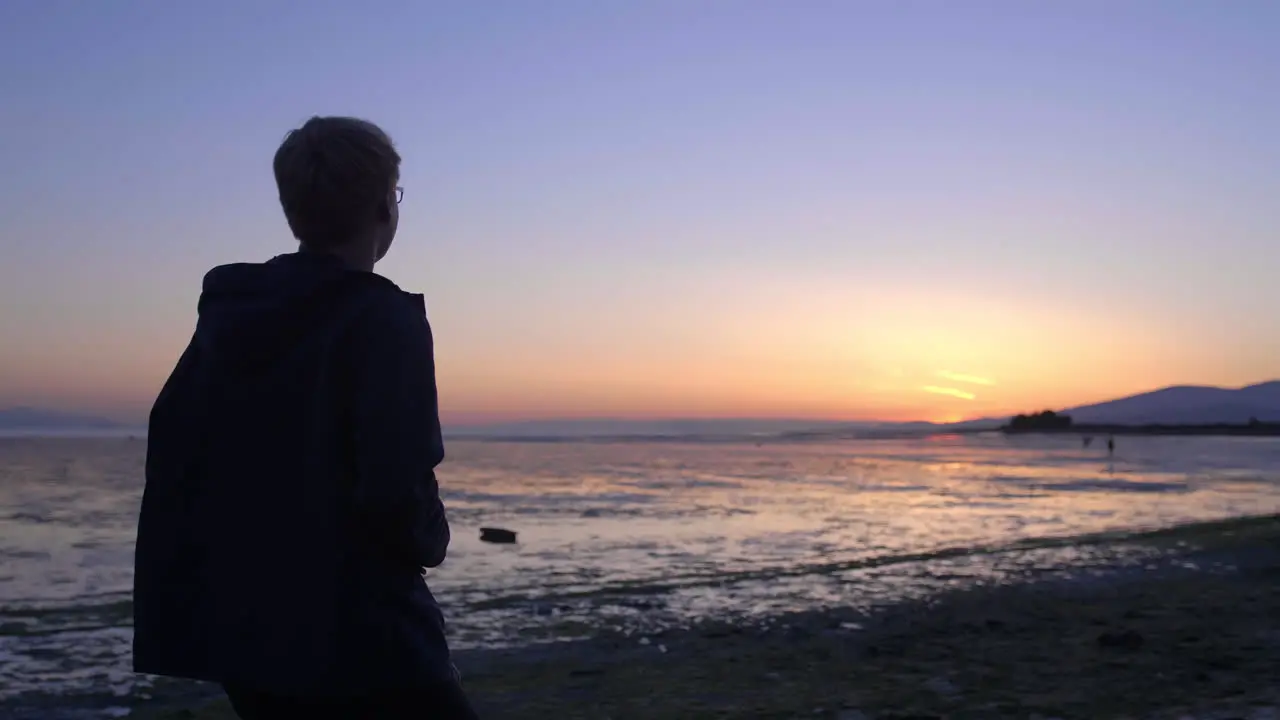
[{"left": 395, "top": 186, "right": 404, "bottom": 204}]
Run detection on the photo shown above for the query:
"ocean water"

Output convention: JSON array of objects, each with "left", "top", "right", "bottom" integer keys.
[{"left": 4, "top": 433, "right": 1280, "bottom": 710}]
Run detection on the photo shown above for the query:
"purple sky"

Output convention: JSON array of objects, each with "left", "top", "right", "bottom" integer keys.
[{"left": 1, "top": 1, "right": 1278, "bottom": 424}]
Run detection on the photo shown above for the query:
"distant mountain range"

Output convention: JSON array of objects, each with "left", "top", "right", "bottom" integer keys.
[
  {"left": 6, "top": 380, "right": 1279, "bottom": 436},
  {"left": 0, "top": 407, "right": 123, "bottom": 431},
  {"left": 1060, "top": 381, "right": 1280, "bottom": 425},
  {"left": 451, "top": 380, "right": 1280, "bottom": 439}
]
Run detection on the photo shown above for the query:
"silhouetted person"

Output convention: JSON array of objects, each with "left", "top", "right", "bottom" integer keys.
[
  {"left": 1107, "top": 436, "right": 1115, "bottom": 456},
  {"left": 133, "top": 117, "right": 476, "bottom": 719}
]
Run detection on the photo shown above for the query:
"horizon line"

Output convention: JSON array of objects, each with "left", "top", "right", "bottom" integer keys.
[{"left": 4, "top": 377, "right": 1277, "bottom": 429}]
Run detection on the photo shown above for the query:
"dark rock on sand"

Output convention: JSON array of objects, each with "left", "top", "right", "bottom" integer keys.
[{"left": 480, "top": 527, "right": 517, "bottom": 544}]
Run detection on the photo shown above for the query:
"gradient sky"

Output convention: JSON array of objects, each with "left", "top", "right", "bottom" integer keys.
[{"left": 1, "top": 1, "right": 1278, "bottom": 425}]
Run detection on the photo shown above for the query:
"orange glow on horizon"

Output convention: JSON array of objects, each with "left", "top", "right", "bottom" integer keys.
[{"left": 2, "top": 278, "right": 1274, "bottom": 426}]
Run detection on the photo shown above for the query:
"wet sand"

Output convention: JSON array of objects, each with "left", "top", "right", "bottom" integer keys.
[{"left": 126, "top": 514, "right": 1280, "bottom": 719}]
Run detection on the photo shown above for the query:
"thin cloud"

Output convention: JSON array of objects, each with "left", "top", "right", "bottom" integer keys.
[
  {"left": 936, "top": 371, "right": 995, "bottom": 387},
  {"left": 921, "top": 385, "right": 976, "bottom": 401}
]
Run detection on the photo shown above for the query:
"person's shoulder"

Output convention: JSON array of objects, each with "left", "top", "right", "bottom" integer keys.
[
  {"left": 348, "top": 274, "right": 429, "bottom": 344},
  {"left": 357, "top": 273, "right": 424, "bottom": 315},
  {"left": 200, "top": 261, "right": 261, "bottom": 290}
]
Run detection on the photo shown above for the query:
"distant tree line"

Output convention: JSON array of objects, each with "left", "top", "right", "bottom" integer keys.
[
  {"left": 999, "top": 410, "right": 1280, "bottom": 436},
  {"left": 1006, "top": 410, "right": 1073, "bottom": 431}
]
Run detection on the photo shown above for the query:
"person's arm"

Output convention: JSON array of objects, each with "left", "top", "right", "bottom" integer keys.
[{"left": 349, "top": 292, "right": 450, "bottom": 569}]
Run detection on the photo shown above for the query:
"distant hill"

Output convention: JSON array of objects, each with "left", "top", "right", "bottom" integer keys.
[
  {"left": 0, "top": 407, "right": 122, "bottom": 430},
  {"left": 17, "top": 381, "right": 1277, "bottom": 438},
  {"left": 1063, "top": 381, "right": 1280, "bottom": 425}
]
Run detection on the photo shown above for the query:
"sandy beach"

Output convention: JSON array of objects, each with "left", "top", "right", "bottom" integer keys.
[{"left": 117, "top": 514, "right": 1280, "bottom": 720}]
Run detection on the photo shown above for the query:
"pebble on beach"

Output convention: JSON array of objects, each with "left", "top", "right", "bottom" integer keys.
[{"left": 480, "top": 527, "right": 518, "bottom": 544}]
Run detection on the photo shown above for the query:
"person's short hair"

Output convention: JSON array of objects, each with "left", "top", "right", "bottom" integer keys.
[{"left": 272, "top": 116, "right": 401, "bottom": 249}]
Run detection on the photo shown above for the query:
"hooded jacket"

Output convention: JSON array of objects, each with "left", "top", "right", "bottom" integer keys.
[{"left": 133, "top": 251, "right": 454, "bottom": 693}]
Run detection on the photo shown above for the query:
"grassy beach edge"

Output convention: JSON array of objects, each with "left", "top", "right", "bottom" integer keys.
[{"left": 130, "top": 514, "right": 1280, "bottom": 719}]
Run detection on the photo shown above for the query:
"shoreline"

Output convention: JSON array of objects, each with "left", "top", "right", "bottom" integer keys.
[
  {"left": 1002, "top": 428, "right": 1280, "bottom": 437},
  {"left": 114, "top": 514, "right": 1280, "bottom": 719},
  {"left": 999, "top": 422, "right": 1280, "bottom": 437}
]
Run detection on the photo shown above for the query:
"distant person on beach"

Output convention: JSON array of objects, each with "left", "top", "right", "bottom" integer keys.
[
  {"left": 132, "top": 117, "right": 476, "bottom": 719},
  {"left": 1107, "top": 437, "right": 1116, "bottom": 456}
]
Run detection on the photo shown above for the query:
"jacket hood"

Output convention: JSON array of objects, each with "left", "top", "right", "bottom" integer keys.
[{"left": 194, "top": 252, "right": 369, "bottom": 375}]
